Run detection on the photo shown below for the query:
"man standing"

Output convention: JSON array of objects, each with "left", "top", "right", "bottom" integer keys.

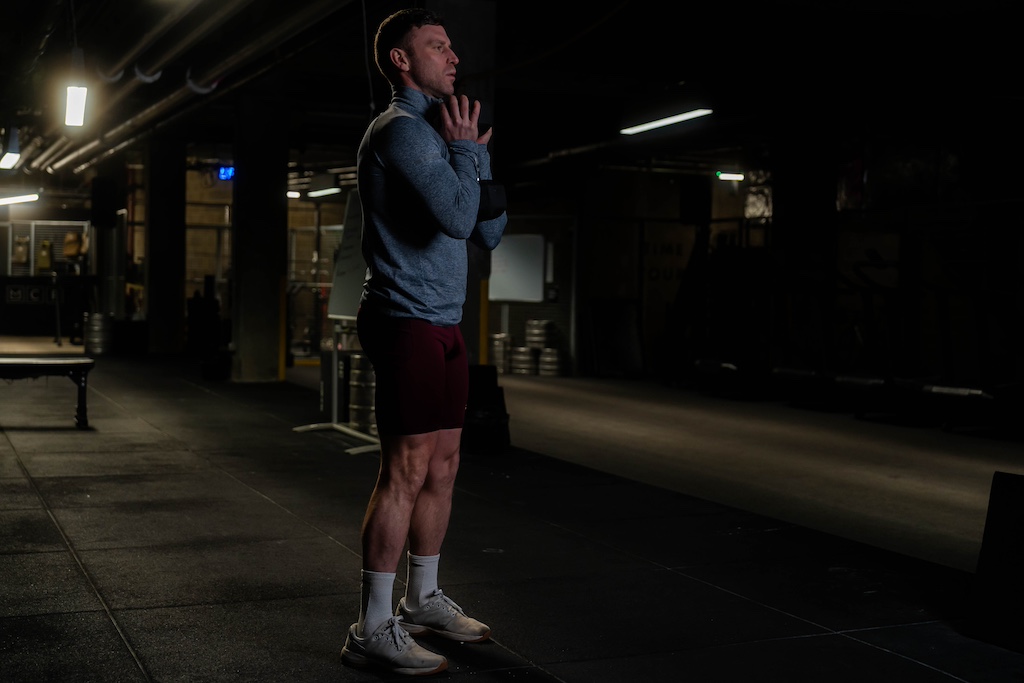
[{"left": 340, "top": 8, "right": 507, "bottom": 676}]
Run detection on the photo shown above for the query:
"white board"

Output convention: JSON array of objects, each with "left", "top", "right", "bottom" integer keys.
[
  {"left": 489, "top": 233, "right": 544, "bottom": 302},
  {"left": 327, "top": 188, "right": 365, "bottom": 320}
]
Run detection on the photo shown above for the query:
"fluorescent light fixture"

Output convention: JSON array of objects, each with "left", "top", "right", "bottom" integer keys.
[
  {"left": 65, "top": 86, "right": 88, "bottom": 126},
  {"left": 0, "top": 127, "right": 20, "bottom": 169},
  {"left": 307, "top": 187, "right": 342, "bottom": 198},
  {"left": 620, "top": 108, "right": 713, "bottom": 135},
  {"left": 65, "top": 47, "right": 88, "bottom": 127},
  {"left": 286, "top": 191, "right": 301, "bottom": 199},
  {"left": 0, "top": 193, "right": 40, "bottom": 206},
  {"left": 716, "top": 171, "right": 744, "bottom": 181}
]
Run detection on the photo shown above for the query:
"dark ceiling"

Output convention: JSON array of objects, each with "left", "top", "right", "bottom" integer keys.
[{"left": 0, "top": 0, "right": 1019, "bottom": 208}]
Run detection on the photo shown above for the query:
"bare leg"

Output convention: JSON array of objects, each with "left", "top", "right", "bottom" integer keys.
[
  {"left": 361, "top": 430, "right": 455, "bottom": 572},
  {"left": 408, "top": 428, "right": 462, "bottom": 556}
]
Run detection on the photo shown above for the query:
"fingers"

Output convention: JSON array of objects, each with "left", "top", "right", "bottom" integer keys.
[
  {"left": 441, "top": 95, "right": 459, "bottom": 123},
  {"left": 445, "top": 95, "right": 475, "bottom": 123},
  {"left": 441, "top": 95, "right": 491, "bottom": 144}
]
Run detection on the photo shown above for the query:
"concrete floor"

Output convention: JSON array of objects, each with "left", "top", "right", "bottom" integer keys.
[
  {"left": 493, "top": 373, "right": 1024, "bottom": 574},
  {"left": 291, "top": 360, "right": 1024, "bottom": 573},
  {"left": 3, "top": 348, "right": 1024, "bottom": 681}
]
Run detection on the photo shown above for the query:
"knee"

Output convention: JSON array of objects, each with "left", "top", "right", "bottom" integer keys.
[
  {"left": 382, "top": 460, "right": 431, "bottom": 500},
  {"left": 427, "top": 445, "right": 460, "bottom": 490}
]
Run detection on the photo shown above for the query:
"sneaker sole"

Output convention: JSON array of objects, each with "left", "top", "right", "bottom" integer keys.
[
  {"left": 400, "top": 621, "right": 492, "bottom": 643},
  {"left": 341, "top": 647, "right": 448, "bottom": 676}
]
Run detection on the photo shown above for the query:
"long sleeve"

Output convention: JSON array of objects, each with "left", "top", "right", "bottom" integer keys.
[{"left": 356, "top": 87, "right": 507, "bottom": 326}]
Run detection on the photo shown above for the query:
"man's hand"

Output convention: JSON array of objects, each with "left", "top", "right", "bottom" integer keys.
[{"left": 440, "top": 94, "right": 493, "bottom": 145}]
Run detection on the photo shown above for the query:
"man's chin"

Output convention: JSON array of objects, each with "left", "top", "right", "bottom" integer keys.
[
  {"left": 439, "top": 78, "right": 457, "bottom": 96},
  {"left": 420, "top": 85, "right": 455, "bottom": 100}
]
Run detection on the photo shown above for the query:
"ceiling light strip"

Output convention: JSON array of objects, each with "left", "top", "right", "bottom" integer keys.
[
  {"left": 0, "top": 193, "right": 40, "bottom": 206},
  {"left": 620, "top": 108, "right": 713, "bottom": 136}
]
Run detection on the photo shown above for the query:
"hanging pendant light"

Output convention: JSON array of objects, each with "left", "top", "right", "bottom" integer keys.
[
  {"left": 66, "top": 47, "right": 89, "bottom": 127},
  {"left": 65, "top": 0, "right": 88, "bottom": 127}
]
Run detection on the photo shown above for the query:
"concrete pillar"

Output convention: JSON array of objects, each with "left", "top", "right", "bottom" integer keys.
[
  {"left": 770, "top": 135, "right": 837, "bottom": 257},
  {"left": 146, "top": 135, "right": 187, "bottom": 354},
  {"left": 91, "top": 170, "right": 127, "bottom": 321},
  {"left": 231, "top": 89, "right": 289, "bottom": 382}
]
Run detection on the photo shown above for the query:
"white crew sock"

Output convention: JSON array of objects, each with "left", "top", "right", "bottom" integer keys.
[
  {"left": 405, "top": 552, "right": 440, "bottom": 609},
  {"left": 357, "top": 569, "right": 396, "bottom": 637}
]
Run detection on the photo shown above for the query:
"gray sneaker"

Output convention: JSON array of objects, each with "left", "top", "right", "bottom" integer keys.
[
  {"left": 341, "top": 616, "right": 447, "bottom": 676},
  {"left": 397, "top": 589, "right": 491, "bottom": 643}
]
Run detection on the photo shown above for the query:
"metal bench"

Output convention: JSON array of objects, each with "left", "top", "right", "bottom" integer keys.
[{"left": 0, "top": 357, "right": 96, "bottom": 428}]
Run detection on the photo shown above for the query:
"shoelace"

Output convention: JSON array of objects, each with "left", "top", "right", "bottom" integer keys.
[
  {"left": 428, "top": 589, "right": 465, "bottom": 616},
  {"left": 378, "top": 617, "right": 414, "bottom": 652}
]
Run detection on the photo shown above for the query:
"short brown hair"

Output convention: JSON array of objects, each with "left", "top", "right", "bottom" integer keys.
[{"left": 373, "top": 8, "right": 445, "bottom": 81}]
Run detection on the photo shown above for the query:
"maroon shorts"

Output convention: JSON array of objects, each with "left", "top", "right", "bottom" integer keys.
[{"left": 355, "top": 307, "right": 469, "bottom": 436}]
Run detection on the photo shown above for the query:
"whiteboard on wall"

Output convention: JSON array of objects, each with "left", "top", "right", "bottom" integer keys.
[
  {"left": 489, "top": 233, "right": 544, "bottom": 302},
  {"left": 327, "top": 188, "right": 365, "bottom": 320}
]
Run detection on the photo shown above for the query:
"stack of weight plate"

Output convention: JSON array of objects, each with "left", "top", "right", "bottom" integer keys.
[
  {"left": 489, "top": 332, "right": 510, "bottom": 374},
  {"left": 524, "top": 319, "right": 549, "bottom": 350},
  {"left": 84, "top": 312, "right": 112, "bottom": 356},
  {"left": 538, "top": 348, "right": 560, "bottom": 376},
  {"left": 509, "top": 346, "right": 537, "bottom": 375},
  {"left": 348, "top": 353, "right": 377, "bottom": 436}
]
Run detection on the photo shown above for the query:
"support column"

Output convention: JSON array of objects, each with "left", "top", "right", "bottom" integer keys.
[
  {"left": 146, "top": 136, "right": 187, "bottom": 354},
  {"left": 231, "top": 90, "right": 289, "bottom": 382},
  {"left": 768, "top": 118, "right": 837, "bottom": 257}
]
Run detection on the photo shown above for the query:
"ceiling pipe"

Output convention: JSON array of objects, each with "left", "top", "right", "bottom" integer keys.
[
  {"left": 70, "top": 6, "right": 357, "bottom": 175},
  {"left": 51, "top": 0, "right": 354, "bottom": 174},
  {"left": 11, "top": 134, "right": 45, "bottom": 171},
  {"left": 22, "top": 0, "right": 255, "bottom": 171},
  {"left": 185, "top": 0, "right": 353, "bottom": 94},
  {"left": 6, "top": 0, "right": 69, "bottom": 171},
  {"left": 98, "top": 0, "right": 207, "bottom": 82},
  {"left": 103, "top": 0, "right": 259, "bottom": 112},
  {"left": 22, "top": 0, "right": 65, "bottom": 81},
  {"left": 136, "top": 0, "right": 257, "bottom": 78},
  {"left": 29, "top": 135, "right": 71, "bottom": 171}
]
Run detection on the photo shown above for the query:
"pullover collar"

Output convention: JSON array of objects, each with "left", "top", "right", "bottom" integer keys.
[{"left": 392, "top": 86, "right": 440, "bottom": 121}]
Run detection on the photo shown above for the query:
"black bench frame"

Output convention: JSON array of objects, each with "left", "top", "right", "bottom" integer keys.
[{"left": 0, "top": 357, "right": 96, "bottom": 428}]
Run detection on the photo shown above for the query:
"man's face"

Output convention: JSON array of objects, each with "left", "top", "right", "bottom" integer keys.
[{"left": 399, "top": 24, "right": 459, "bottom": 98}]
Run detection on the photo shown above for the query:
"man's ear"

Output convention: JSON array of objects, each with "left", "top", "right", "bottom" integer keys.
[{"left": 390, "top": 48, "right": 410, "bottom": 73}]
